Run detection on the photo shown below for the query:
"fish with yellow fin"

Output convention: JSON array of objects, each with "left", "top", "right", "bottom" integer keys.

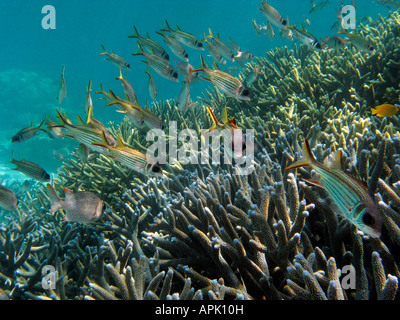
[
  {"left": 371, "top": 104, "right": 399, "bottom": 117},
  {"left": 194, "top": 55, "right": 250, "bottom": 101},
  {"left": 284, "top": 138, "right": 381, "bottom": 237},
  {"left": 205, "top": 106, "right": 246, "bottom": 158},
  {"left": 92, "top": 131, "right": 163, "bottom": 177}
]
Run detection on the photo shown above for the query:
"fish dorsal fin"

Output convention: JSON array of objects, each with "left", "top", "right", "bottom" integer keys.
[
  {"left": 116, "top": 136, "right": 125, "bottom": 147},
  {"left": 77, "top": 115, "right": 87, "bottom": 127},
  {"left": 347, "top": 172, "right": 369, "bottom": 191},
  {"left": 284, "top": 138, "right": 315, "bottom": 171},
  {"left": 63, "top": 187, "right": 73, "bottom": 200}
]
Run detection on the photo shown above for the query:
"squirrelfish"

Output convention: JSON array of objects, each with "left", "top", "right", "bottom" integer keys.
[
  {"left": 46, "top": 184, "right": 105, "bottom": 223},
  {"left": 100, "top": 45, "right": 130, "bottom": 70},
  {"left": 116, "top": 69, "right": 139, "bottom": 105},
  {"left": 195, "top": 55, "right": 250, "bottom": 101},
  {"left": 156, "top": 31, "right": 189, "bottom": 62},
  {"left": 371, "top": 104, "right": 399, "bottom": 117},
  {"left": 129, "top": 26, "right": 169, "bottom": 61},
  {"left": 9, "top": 152, "right": 51, "bottom": 182},
  {"left": 203, "top": 34, "right": 227, "bottom": 66},
  {"left": 92, "top": 131, "right": 163, "bottom": 177},
  {"left": 205, "top": 106, "right": 246, "bottom": 159},
  {"left": 320, "top": 36, "right": 346, "bottom": 49},
  {"left": 132, "top": 42, "right": 178, "bottom": 82},
  {"left": 54, "top": 110, "right": 112, "bottom": 154},
  {"left": 284, "top": 138, "right": 381, "bottom": 237},
  {"left": 207, "top": 28, "right": 235, "bottom": 62},
  {"left": 161, "top": 20, "right": 204, "bottom": 51},
  {"left": 309, "top": 0, "right": 330, "bottom": 14},
  {"left": 288, "top": 26, "right": 322, "bottom": 50},
  {"left": 259, "top": 0, "right": 288, "bottom": 29},
  {"left": 339, "top": 31, "right": 376, "bottom": 54},
  {"left": 57, "top": 65, "right": 67, "bottom": 104},
  {"left": 107, "top": 90, "right": 162, "bottom": 130},
  {"left": 0, "top": 186, "right": 18, "bottom": 211},
  {"left": 145, "top": 70, "right": 157, "bottom": 100},
  {"left": 11, "top": 120, "right": 46, "bottom": 144}
]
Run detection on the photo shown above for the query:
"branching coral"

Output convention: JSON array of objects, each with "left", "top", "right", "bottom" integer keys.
[{"left": 1, "top": 11, "right": 400, "bottom": 300}]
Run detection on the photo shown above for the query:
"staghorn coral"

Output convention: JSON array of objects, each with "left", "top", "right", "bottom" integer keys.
[{"left": 1, "top": 11, "right": 400, "bottom": 300}]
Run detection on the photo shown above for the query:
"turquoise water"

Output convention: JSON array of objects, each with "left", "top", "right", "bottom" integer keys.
[{"left": 0, "top": 0, "right": 392, "bottom": 177}]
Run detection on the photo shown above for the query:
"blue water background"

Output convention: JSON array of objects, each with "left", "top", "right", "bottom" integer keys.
[{"left": 0, "top": 0, "right": 391, "bottom": 181}]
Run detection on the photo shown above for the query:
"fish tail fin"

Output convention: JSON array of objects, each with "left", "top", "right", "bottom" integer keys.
[
  {"left": 95, "top": 83, "right": 105, "bottom": 95},
  {"left": 132, "top": 41, "right": 144, "bottom": 56},
  {"left": 284, "top": 138, "right": 315, "bottom": 171},
  {"left": 207, "top": 27, "right": 213, "bottom": 39},
  {"left": 319, "top": 37, "right": 327, "bottom": 48},
  {"left": 86, "top": 103, "right": 94, "bottom": 125},
  {"left": 46, "top": 184, "right": 62, "bottom": 212},
  {"left": 205, "top": 107, "right": 221, "bottom": 133},
  {"left": 192, "top": 55, "right": 206, "bottom": 73},
  {"left": 371, "top": 107, "right": 378, "bottom": 115},
  {"left": 100, "top": 44, "right": 107, "bottom": 55},
  {"left": 128, "top": 25, "right": 140, "bottom": 38},
  {"left": 116, "top": 69, "right": 124, "bottom": 81},
  {"left": 160, "top": 20, "right": 172, "bottom": 32}
]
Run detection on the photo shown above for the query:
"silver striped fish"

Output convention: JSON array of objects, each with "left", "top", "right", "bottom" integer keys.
[
  {"left": 0, "top": 186, "right": 18, "bottom": 211},
  {"left": 129, "top": 25, "right": 169, "bottom": 61},
  {"left": 156, "top": 31, "right": 189, "bottom": 62},
  {"left": 160, "top": 20, "right": 204, "bottom": 51},
  {"left": 106, "top": 90, "right": 162, "bottom": 130},
  {"left": 259, "top": 0, "right": 288, "bottom": 29},
  {"left": 54, "top": 110, "right": 113, "bottom": 154},
  {"left": 132, "top": 42, "right": 178, "bottom": 82},
  {"left": 92, "top": 132, "right": 163, "bottom": 177},
  {"left": 9, "top": 153, "right": 51, "bottom": 182},
  {"left": 195, "top": 55, "right": 250, "bottom": 101},
  {"left": 284, "top": 138, "right": 381, "bottom": 237}
]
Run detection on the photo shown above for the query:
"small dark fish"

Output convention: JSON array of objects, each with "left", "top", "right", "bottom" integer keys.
[
  {"left": 11, "top": 120, "right": 46, "bottom": 144},
  {"left": 8, "top": 152, "right": 51, "bottom": 182},
  {"left": 0, "top": 186, "right": 18, "bottom": 211},
  {"left": 46, "top": 184, "right": 105, "bottom": 223}
]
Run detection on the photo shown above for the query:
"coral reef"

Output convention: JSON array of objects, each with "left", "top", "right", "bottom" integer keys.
[{"left": 1, "top": 12, "right": 400, "bottom": 300}]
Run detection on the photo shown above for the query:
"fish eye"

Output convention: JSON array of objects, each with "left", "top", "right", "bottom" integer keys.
[
  {"left": 197, "top": 42, "right": 203, "bottom": 48},
  {"left": 173, "top": 71, "right": 178, "bottom": 79},
  {"left": 152, "top": 165, "right": 161, "bottom": 173},
  {"left": 362, "top": 211, "right": 375, "bottom": 226},
  {"left": 369, "top": 46, "right": 375, "bottom": 51},
  {"left": 102, "top": 203, "right": 107, "bottom": 212},
  {"left": 242, "top": 88, "right": 250, "bottom": 97},
  {"left": 184, "top": 53, "right": 189, "bottom": 59},
  {"left": 282, "top": 20, "right": 287, "bottom": 26}
]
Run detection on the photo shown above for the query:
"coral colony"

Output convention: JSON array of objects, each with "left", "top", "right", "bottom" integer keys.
[{"left": 1, "top": 7, "right": 400, "bottom": 300}]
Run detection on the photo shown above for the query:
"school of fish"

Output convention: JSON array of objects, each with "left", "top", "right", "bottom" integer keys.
[{"left": 0, "top": 0, "right": 396, "bottom": 238}]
